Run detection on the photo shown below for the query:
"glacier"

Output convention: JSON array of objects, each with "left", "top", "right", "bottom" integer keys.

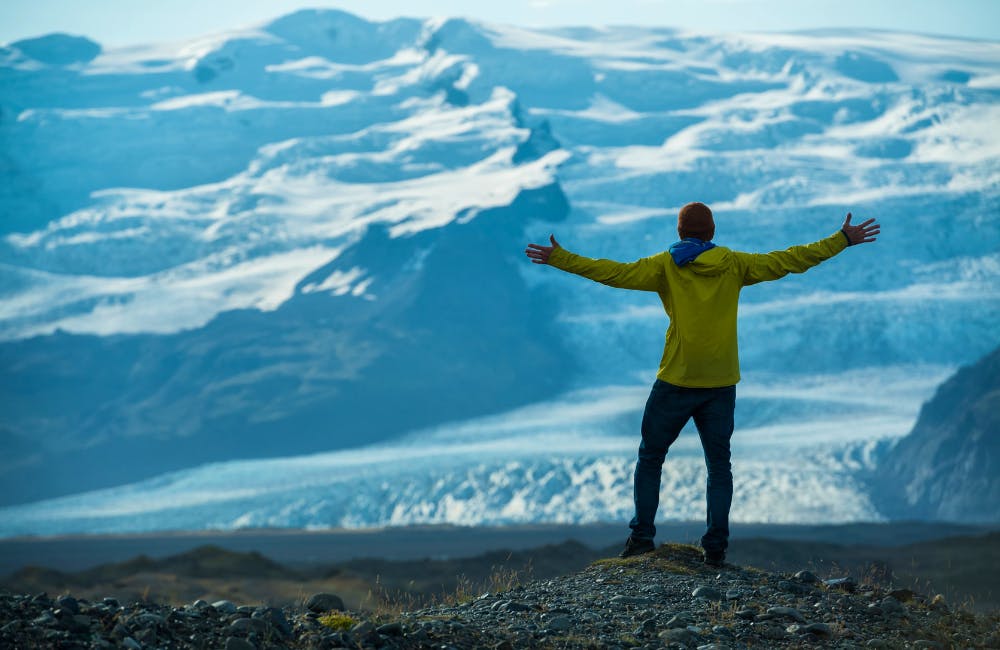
[
  {"left": 0, "top": 369, "right": 941, "bottom": 537},
  {"left": 0, "top": 10, "right": 998, "bottom": 535}
]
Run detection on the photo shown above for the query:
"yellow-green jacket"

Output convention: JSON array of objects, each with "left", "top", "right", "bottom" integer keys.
[{"left": 547, "top": 231, "right": 849, "bottom": 388}]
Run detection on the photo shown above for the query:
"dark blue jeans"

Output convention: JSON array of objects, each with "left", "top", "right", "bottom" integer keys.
[{"left": 628, "top": 379, "right": 736, "bottom": 553}]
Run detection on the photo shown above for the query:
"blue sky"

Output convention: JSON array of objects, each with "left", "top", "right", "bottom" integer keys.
[{"left": 2, "top": 0, "right": 998, "bottom": 46}]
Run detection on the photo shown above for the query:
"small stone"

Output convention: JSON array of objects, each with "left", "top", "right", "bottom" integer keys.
[
  {"left": 351, "top": 620, "right": 375, "bottom": 636},
  {"left": 823, "top": 576, "right": 857, "bottom": 591},
  {"left": 230, "top": 617, "right": 268, "bottom": 634},
  {"left": 610, "top": 595, "right": 653, "bottom": 605},
  {"left": 756, "top": 623, "right": 787, "bottom": 640},
  {"left": 697, "top": 645, "right": 728, "bottom": 650},
  {"left": 191, "top": 599, "right": 209, "bottom": 609},
  {"left": 493, "top": 642, "right": 514, "bottom": 650},
  {"left": 224, "top": 637, "right": 256, "bottom": 650},
  {"left": 888, "top": 588, "right": 915, "bottom": 602},
  {"left": 136, "top": 628, "right": 157, "bottom": 645},
  {"left": 692, "top": 586, "right": 723, "bottom": 601},
  {"left": 803, "top": 622, "right": 831, "bottom": 636},
  {"left": 212, "top": 600, "right": 238, "bottom": 614},
  {"left": 56, "top": 595, "right": 80, "bottom": 615},
  {"left": 122, "top": 638, "right": 142, "bottom": 650},
  {"left": 102, "top": 597, "right": 121, "bottom": 608},
  {"left": 665, "top": 613, "right": 694, "bottom": 628},
  {"left": 911, "top": 641, "right": 944, "bottom": 649},
  {"left": 632, "top": 622, "right": 653, "bottom": 636},
  {"left": 866, "top": 640, "right": 892, "bottom": 649},
  {"left": 252, "top": 606, "right": 291, "bottom": 637},
  {"left": 133, "top": 612, "right": 167, "bottom": 628},
  {"left": 32, "top": 611, "right": 58, "bottom": 627},
  {"left": 766, "top": 606, "right": 805, "bottom": 622},
  {"left": 725, "top": 589, "right": 741, "bottom": 600},
  {"left": 306, "top": 593, "right": 345, "bottom": 613},
  {"left": 879, "top": 596, "right": 906, "bottom": 615},
  {"left": 659, "top": 628, "right": 696, "bottom": 644},
  {"left": 735, "top": 608, "right": 756, "bottom": 620},
  {"left": 376, "top": 621, "right": 403, "bottom": 636},
  {"left": 636, "top": 617, "right": 657, "bottom": 632},
  {"left": 546, "top": 616, "right": 571, "bottom": 632},
  {"left": 794, "top": 570, "right": 819, "bottom": 583},
  {"left": 712, "top": 625, "right": 734, "bottom": 637},
  {"left": 778, "top": 580, "right": 808, "bottom": 594},
  {"left": 1, "top": 620, "right": 22, "bottom": 633},
  {"left": 70, "top": 614, "right": 92, "bottom": 631},
  {"left": 504, "top": 601, "right": 534, "bottom": 612}
]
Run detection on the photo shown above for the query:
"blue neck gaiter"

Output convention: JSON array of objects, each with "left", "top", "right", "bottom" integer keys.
[{"left": 669, "top": 237, "right": 716, "bottom": 267}]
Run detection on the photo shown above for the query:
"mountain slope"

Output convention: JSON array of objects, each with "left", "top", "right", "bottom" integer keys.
[
  {"left": 0, "top": 181, "right": 575, "bottom": 504},
  {"left": 874, "top": 344, "right": 1000, "bottom": 523}
]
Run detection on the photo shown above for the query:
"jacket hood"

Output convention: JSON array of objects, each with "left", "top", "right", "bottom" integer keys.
[
  {"left": 669, "top": 238, "right": 715, "bottom": 266},
  {"left": 684, "top": 245, "right": 733, "bottom": 277}
]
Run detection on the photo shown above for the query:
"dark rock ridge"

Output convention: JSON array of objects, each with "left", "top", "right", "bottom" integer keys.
[
  {"left": 1, "top": 544, "right": 996, "bottom": 649},
  {"left": 873, "top": 344, "right": 1000, "bottom": 523}
]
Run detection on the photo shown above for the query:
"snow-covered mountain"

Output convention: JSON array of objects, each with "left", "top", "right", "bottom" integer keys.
[{"left": 1, "top": 10, "right": 998, "bottom": 535}]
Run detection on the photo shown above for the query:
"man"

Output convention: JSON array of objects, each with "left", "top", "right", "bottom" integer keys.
[{"left": 525, "top": 202, "right": 879, "bottom": 566}]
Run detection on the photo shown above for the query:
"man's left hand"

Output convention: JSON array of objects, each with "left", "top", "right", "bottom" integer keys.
[{"left": 841, "top": 213, "right": 880, "bottom": 246}]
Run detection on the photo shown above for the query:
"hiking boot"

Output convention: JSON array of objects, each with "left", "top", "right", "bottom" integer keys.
[
  {"left": 619, "top": 535, "right": 655, "bottom": 558},
  {"left": 703, "top": 549, "right": 726, "bottom": 567}
]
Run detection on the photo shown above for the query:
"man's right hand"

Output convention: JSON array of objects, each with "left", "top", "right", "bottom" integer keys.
[
  {"left": 525, "top": 234, "right": 561, "bottom": 264},
  {"left": 841, "top": 213, "right": 880, "bottom": 245}
]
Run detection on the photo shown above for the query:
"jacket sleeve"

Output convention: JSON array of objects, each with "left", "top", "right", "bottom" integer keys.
[
  {"left": 737, "top": 231, "right": 849, "bottom": 286},
  {"left": 547, "top": 247, "right": 666, "bottom": 292}
]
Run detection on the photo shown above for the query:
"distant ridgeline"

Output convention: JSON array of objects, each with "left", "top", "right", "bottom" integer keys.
[{"left": 873, "top": 344, "right": 1000, "bottom": 523}]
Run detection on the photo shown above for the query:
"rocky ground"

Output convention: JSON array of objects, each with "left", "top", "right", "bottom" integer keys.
[{"left": 1, "top": 543, "right": 997, "bottom": 649}]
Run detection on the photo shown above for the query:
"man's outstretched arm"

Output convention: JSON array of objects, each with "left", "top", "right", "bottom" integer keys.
[
  {"left": 740, "top": 213, "right": 880, "bottom": 286},
  {"left": 525, "top": 235, "right": 665, "bottom": 292}
]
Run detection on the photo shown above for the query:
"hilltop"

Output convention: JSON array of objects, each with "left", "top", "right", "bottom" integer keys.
[
  {"left": 3, "top": 524, "right": 998, "bottom": 614},
  {"left": 2, "top": 542, "right": 998, "bottom": 649}
]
